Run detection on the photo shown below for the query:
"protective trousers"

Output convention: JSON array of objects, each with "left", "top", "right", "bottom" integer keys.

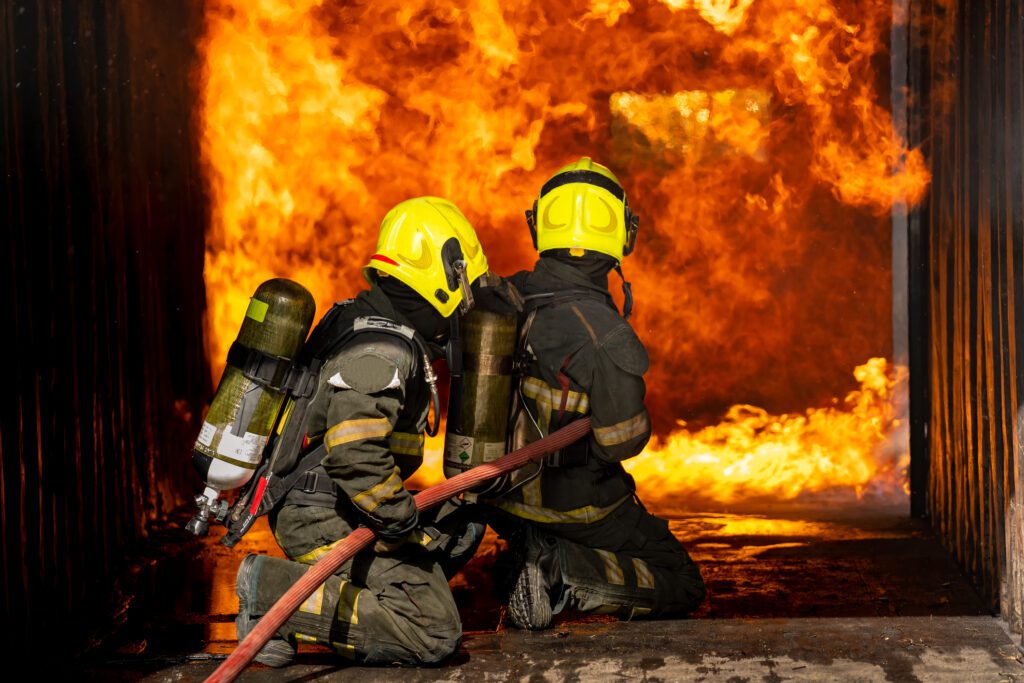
[
  {"left": 524, "top": 499, "right": 705, "bottom": 619},
  {"left": 239, "top": 551, "right": 460, "bottom": 664},
  {"left": 243, "top": 504, "right": 464, "bottom": 665}
]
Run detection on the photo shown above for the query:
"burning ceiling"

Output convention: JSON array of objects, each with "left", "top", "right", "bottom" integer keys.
[{"left": 198, "top": 0, "right": 929, "bottom": 506}]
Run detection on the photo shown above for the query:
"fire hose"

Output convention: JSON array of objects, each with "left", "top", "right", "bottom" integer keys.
[{"left": 206, "top": 417, "right": 592, "bottom": 683}]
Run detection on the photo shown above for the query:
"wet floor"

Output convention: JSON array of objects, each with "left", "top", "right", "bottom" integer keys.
[
  {"left": 80, "top": 502, "right": 994, "bottom": 677},
  {"left": 675, "top": 508, "right": 987, "bottom": 620}
]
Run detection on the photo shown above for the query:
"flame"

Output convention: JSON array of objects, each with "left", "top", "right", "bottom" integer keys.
[
  {"left": 661, "top": 0, "right": 757, "bottom": 35},
  {"left": 198, "top": 0, "right": 929, "bottom": 505},
  {"left": 624, "top": 358, "right": 910, "bottom": 507}
]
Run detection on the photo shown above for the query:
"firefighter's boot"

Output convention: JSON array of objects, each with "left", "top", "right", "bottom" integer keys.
[
  {"left": 235, "top": 554, "right": 297, "bottom": 667},
  {"left": 507, "top": 527, "right": 561, "bottom": 630}
]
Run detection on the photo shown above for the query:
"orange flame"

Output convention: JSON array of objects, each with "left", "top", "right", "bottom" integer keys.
[
  {"left": 625, "top": 357, "right": 910, "bottom": 508},
  {"left": 198, "top": 0, "right": 929, "bottom": 505}
]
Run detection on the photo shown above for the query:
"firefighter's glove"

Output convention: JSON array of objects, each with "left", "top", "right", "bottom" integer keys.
[
  {"left": 373, "top": 526, "right": 443, "bottom": 555},
  {"left": 471, "top": 272, "right": 524, "bottom": 315}
]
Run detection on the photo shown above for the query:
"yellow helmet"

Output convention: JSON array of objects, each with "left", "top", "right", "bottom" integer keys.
[
  {"left": 364, "top": 197, "right": 489, "bottom": 317},
  {"left": 525, "top": 157, "right": 640, "bottom": 261}
]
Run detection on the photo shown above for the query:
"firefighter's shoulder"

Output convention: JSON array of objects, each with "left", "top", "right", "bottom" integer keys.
[
  {"left": 323, "top": 333, "right": 416, "bottom": 394},
  {"left": 595, "top": 320, "right": 649, "bottom": 376},
  {"left": 558, "top": 299, "right": 649, "bottom": 377}
]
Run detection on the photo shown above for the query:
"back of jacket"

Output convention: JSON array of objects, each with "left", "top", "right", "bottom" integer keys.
[{"left": 491, "top": 258, "right": 652, "bottom": 525}]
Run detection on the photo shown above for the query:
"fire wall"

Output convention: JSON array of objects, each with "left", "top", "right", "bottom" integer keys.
[
  {"left": 0, "top": 1, "right": 208, "bottom": 653},
  {"left": 907, "top": 0, "right": 1024, "bottom": 637}
]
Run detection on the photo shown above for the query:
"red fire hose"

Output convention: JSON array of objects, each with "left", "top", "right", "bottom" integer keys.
[{"left": 206, "top": 417, "right": 592, "bottom": 683}]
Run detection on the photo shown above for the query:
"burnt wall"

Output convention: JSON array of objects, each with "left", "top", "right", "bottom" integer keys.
[
  {"left": 0, "top": 1, "right": 208, "bottom": 652},
  {"left": 908, "top": 0, "right": 1024, "bottom": 635}
]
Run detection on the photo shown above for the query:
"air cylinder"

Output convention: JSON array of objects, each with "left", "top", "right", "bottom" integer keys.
[
  {"left": 443, "top": 309, "right": 516, "bottom": 492},
  {"left": 191, "top": 279, "right": 315, "bottom": 497}
]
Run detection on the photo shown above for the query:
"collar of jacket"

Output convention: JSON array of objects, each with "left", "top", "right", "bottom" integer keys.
[
  {"left": 529, "top": 257, "right": 618, "bottom": 311},
  {"left": 354, "top": 284, "right": 446, "bottom": 360},
  {"left": 352, "top": 284, "right": 417, "bottom": 330}
]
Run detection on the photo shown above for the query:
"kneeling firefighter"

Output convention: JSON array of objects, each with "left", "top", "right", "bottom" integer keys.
[
  {"left": 483, "top": 158, "right": 706, "bottom": 629},
  {"left": 211, "top": 197, "right": 519, "bottom": 666}
]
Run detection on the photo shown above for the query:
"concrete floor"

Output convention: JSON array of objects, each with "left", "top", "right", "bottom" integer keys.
[{"left": 80, "top": 505, "right": 1024, "bottom": 681}]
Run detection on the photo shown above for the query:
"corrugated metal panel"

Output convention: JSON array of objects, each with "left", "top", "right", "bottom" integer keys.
[
  {"left": 0, "top": 1, "right": 208, "bottom": 652},
  {"left": 909, "top": 0, "right": 1024, "bottom": 634}
]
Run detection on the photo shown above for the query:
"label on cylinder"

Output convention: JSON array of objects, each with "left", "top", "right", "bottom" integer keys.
[
  {"left": 197, "top": 421, "right": 216, "bottom": 447},
  {"left": 444, "top": 434, "right": 475, "bottom": 466},
  {"left": 481, "top": 441, "right": 505, "bottom": 462},
  {"left": 216, "top": 425, "right": 267, "bottom": 464}
]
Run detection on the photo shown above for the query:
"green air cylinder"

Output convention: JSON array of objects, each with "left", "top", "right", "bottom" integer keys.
[
  {"left": 191, "top": 279, "right": 315, "bottom": 496},
  {"left": 443, "top": 309, "right": 516, "bottom": 491}
]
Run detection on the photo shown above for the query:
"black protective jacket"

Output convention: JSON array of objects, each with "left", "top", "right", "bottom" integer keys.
[
  {"left": 492, "top": 258, "right": 652, "bottom": 524},
  {"left": 281, "top": 285, "right": 432, "bottom": 540}
]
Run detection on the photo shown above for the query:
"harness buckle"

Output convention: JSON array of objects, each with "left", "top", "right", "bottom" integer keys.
[{"left": 299, "top": 471, "right": 320, "bottom": 494}]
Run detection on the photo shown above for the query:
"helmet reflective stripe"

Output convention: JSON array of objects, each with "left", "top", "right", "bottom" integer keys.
[
  {"left": 530, "top": 158, "right": 637, "bottom": 262},
  {"left": 539, "top": 169, "right": 625, "bottom": 202},
  {"left": 363, "top": 197, "right": 489, "bottom": 317}
]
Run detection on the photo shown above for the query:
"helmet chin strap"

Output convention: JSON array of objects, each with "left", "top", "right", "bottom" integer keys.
[
  {"left": 614, "top": 264, "right": 633, "bottom": 320},
  {"left": 453, "top": 259, "right": 475, "bottom": 314}
]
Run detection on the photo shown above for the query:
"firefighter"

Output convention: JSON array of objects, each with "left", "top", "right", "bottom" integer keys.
[
  {"left": 492, "top": 158, "right": 706, "bottom": 629},
  {"left": 235, "top": 196, "right": 513, "bottom": 666}
]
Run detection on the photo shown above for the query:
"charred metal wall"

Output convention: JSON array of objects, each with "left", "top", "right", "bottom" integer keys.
[
  {"left": 0, "top": 1, "right": 207, "bottom": 652},
  {"left": 908, "top": 0, "right": 1024, "bottom": 636}
]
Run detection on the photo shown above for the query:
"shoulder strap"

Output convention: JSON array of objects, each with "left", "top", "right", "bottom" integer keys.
[
  {"left": 516, "top": 286, "right": 609, "bottom": 362},
  {"left": 258, "top": 443, "right": 329, "bottom": 513},
  {"left": 523, "top": 288, "right": 608, "bottom": 312},
  {"left": 303, "top": 301, "right": 421, "bottom": 364}
]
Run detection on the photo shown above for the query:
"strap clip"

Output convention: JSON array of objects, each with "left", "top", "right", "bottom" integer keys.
[{"left": 226, "top": 341, "right": 294, "bottom": 390}]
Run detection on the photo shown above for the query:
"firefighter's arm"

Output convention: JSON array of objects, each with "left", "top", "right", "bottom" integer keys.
[
  {"left": 587, "top": 324, "right": 652, "bottom": 463},
  {"left": 319, "top": 342, "right": 419, "bottom": 540},
  {"left": 471, "top": 271, "right": 524, "bottom": 315}
]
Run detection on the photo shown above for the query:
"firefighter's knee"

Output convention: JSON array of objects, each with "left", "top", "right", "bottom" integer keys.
[
  {"left": 418, "top": 632, "right": 461, "bottom": 665},
  {"left": 361, "top": 630, "right": 460, "bottom": 666}
]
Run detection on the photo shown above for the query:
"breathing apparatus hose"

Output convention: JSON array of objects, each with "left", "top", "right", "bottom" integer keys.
[{"left": 205, "top": 417, "right": 593, "bottom": 683}]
